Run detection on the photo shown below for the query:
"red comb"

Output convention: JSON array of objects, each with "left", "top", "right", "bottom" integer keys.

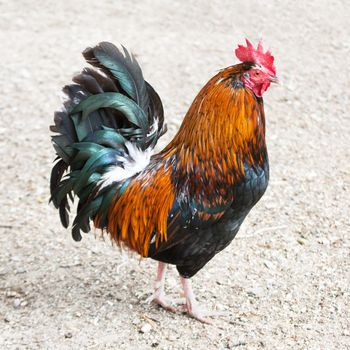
[{"left": 235, "top": 39, "right": 276, "bottom": 75}]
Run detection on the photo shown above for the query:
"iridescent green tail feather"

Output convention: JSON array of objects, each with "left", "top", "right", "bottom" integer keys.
[{"left": 50, "top": 42, "right": 166, "bottom": 241}]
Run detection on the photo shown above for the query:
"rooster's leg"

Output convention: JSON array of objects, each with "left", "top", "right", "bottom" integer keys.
[
  {"left": 145, "top": 262, "right": 177, "bottom": 312},
  {"left": 180, "top": 277, "right": 213, "bottom": 324}
]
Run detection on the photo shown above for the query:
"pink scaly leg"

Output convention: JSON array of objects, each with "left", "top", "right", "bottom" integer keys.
[
  {"left": 145, "top": 262, "right": 177, "bottom": 312},
  {"left": 180, "top": 277, "right": 228, "bottom": 323},
  {"left": 180, "top": 277, "right": 212, "bottom": 323}
]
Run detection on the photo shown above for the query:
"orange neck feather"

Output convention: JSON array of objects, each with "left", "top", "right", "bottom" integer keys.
[{"left": 162, "top": 66, "right": 267, "bottom": 196}]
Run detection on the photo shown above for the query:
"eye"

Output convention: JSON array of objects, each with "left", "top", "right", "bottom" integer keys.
[{"left": 255, "top": 70, "right": 260, "bottom": 76}]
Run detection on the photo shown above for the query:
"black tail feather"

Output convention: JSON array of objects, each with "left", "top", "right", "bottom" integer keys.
[{"left": 50, "top": 42, "right": 166, "bottom": 240}]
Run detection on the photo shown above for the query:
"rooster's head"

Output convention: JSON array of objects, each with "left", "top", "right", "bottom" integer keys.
[{"left": 235, "top": 39, "right": 278, "bottom": 97}]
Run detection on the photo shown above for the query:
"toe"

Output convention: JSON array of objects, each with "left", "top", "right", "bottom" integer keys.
[
  {"left": 156, "top": 298, "right": 177, "bottom": 313},
  {"left": 188, "top": 309, "right": 212, "bottom": 324},
  {"left": 182, "top": 302, "right": 215, "bottom": 324},
  {"left": 145, "top": 293, "right": 177, "bottom": 313}
]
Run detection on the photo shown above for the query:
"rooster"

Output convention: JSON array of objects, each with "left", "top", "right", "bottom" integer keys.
[{"left": 50, "top": 39, "right": 277, "bottom": 322}]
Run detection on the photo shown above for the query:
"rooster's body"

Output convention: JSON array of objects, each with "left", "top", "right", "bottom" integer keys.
[{"left": 50, "top": 40, "right": 277, "bottom": 322}]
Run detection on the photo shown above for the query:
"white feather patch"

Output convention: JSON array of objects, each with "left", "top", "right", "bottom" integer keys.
[
  {"left": 99, "top": 142, "right": 153, "bottom": 189},
  {"left": 147, "top": 118, "right": 159, "bottom": 137}
]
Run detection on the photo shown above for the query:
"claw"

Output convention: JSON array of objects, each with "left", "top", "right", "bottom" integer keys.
[
  {"left": 145, "top": 291, "right": 177, "bottom": 313},
  {"left": 180, "top": 302, "right": 229, "bottom": 323},
  {"left": 180, "top": 302, "right": 212, "bottom": 324}
]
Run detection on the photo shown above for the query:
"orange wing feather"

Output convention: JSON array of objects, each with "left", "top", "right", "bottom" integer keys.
[{"left": 104, "top": 162, "right": 175, "bottom": 257}]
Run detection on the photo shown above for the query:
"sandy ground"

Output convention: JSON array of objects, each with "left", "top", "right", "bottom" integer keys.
[{"left": 0, "top": 0, "right": 349, "bottom": 349}]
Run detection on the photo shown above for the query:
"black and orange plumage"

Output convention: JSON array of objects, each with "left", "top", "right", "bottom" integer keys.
[{"left": 50, "top": 39, "right": 277, "bottom": 322}]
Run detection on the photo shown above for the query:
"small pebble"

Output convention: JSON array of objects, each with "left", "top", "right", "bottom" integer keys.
[
  {"left": 140, "top": 323, "right": 152, "bottom": 333},
  {"left": 132, "top": 318, "right": 140, "bottom": 325},
  {"left": 13, "top": 299, "right": 21, "bottom": 309},
  {"left": 6, "top": 290, "right": 19, "bottom": 298}
]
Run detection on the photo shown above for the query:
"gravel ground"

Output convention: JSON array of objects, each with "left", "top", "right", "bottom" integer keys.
[{"left": 0, "top": 1, "right": 349, "bottom": 349}]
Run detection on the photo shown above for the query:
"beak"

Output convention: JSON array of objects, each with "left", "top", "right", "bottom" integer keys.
[{"left": 269, "top": 76, "right": 279, "bottom": 84}]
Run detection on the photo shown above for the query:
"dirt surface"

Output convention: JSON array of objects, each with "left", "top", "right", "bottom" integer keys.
[{"left": 1, "top": 0, "right": 349, "bottom": 349}]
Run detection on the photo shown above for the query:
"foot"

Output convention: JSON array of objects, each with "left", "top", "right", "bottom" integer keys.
[
  {"left": 180, "top": 276, "right": 226, "bottom": 324},
  {"left": 145, "top": 288, "right": 177, "bottom": 313},
  {"left": 181, "top": 301, "right": 211, "bottom": 323},
  {"left": 145, "top": 262, "right": 183, "bottom": 313},
  {"left": 179, "top": 301, "right": 228, "bottom": 323}
]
